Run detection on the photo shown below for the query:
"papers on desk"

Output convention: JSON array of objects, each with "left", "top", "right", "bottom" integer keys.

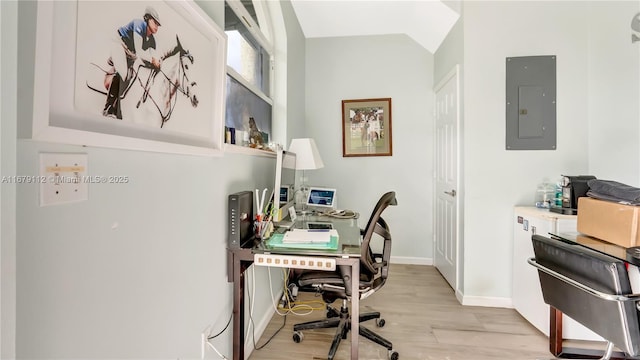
[
  {"left": 266, "top": 233, "right": 339, "bottom": 250},
  {"left": 282, "top": 229, "right": 339, "bottom": 243}
]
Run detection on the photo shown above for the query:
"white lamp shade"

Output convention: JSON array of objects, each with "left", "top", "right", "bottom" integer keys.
[{"left": 288, "top": 138, "right": 324, "bottom": 170}]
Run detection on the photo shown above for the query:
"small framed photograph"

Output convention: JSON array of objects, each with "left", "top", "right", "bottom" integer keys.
[{"left": 341, "top": 98, "right": 392, "bottom": 157}]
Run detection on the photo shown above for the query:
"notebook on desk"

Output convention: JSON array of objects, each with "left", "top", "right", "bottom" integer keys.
[
  {"left": 282, "top": 229, "right": 336, "bottom": 243},
  {"left": 266, "top": 232, "right": 339, "bottom": 250}
]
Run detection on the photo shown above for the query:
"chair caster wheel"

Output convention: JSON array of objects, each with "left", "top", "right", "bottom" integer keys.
[
  {"left": 292, "top": 331, "right": 304, "bottom": 343},
  {"left": 326, "top": 307, "right": 339, "bottom": 318},
  {"left": 376, "top": 318, "right": 385, "bottom": 327},
  {"left": 388, "top": 350, "right": 399, "bottom": 360}
]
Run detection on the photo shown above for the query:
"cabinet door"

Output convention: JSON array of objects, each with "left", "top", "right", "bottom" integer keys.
[
  {"left": 512, "top": 208, "right": 602, "bottom": 341},
  {"left": 512, "top": 211, "right": 555, "bottom": 335}
]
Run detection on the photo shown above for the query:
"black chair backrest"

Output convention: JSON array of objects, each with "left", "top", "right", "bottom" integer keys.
[
  {"left": 532, "top": 234, "right": 640, "bottom": 356},
  {"left": 360, "top": 191, "right": 397, "bottom": 277},
  {"left": 331, "top": 191, "right": 397, "bottom": 298}
]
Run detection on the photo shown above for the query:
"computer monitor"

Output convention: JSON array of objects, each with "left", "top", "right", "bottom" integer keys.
[
  {"left": 306, "top": 187, "right": 337, "bottom": 211},
  {"left": 272, "top": 149, "right": 297, "bottom": 221}
]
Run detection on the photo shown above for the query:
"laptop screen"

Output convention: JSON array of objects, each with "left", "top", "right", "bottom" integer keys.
[{"left": 306, "top": 187, "right": 337, "bottom": 209}]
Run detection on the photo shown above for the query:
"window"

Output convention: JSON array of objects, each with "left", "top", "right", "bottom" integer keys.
[{"left": 224, "top": 0, "right": 274, "bottom": 149}]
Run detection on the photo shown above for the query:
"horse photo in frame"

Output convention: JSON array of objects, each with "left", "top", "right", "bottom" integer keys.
[
  {"left": 341, "top": 98, "right": 393, "bottom": 157},
  {"left": 32, "top": 0, "right": 226, "bottom": 155}
]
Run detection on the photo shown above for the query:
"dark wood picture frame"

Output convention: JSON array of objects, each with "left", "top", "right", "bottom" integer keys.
[{"left": 341, "top": 98, "right": 392, "bottom": 157}]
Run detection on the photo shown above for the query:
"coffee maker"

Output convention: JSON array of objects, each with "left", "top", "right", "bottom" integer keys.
[{"left": 551, "top": 175, "right": 596, "bottom": 215}]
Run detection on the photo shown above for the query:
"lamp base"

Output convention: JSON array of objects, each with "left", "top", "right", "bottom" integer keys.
[{"left": 294, "top": 183, "right": 310, "bottom": 214}]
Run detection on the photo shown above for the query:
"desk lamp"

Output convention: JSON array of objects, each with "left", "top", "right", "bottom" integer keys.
[{"left": 288, "top": 138, "right": 324, "bottom": 215}]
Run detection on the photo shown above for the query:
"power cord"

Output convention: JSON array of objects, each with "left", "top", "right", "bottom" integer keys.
[
  {"left": 317, "top": 209, "right": 359, "bottom": 219},
  {"left": 248, "top": 267, "right": 328, "bottom": 352},
  {"left": 207, "top": 314, "right": 232, "bottom": 340},
  {"left": 248, "top": 269, "right": 287, "bottom": 350},
  {"left": 203, "top": 313, "right": 233, "bottom": 359},
  {"left": 276, "top": 269, "right": 324, "bottom": 314}
]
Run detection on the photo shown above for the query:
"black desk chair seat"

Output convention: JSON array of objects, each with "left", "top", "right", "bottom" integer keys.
[
  {"left": 529, "top": 234, "right": 640, "bottom": 359},
  {"left": 291, "top": 191, "right": 399, "bottom": 360}
]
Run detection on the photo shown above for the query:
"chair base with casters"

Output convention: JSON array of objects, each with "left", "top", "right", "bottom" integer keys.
[
  {"left": 291, "top": 191, "right": 399, "bottom": 360},
  {"left": 529, "top": 234, "right": 640, "bottom": 360},
  {"left": 292, "top": 298, "right": 398, "bottom": 360}
]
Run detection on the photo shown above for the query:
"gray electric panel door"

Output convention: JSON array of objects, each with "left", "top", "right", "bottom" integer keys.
[{"left": 506, "top": 56, "right": 556, "bottom": 150}]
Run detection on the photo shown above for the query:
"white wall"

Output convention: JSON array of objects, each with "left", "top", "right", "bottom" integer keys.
[
  {"left": 306, "top": 34, "right": 434, "bottom": 263},
  {"left": 281, "top": 0, "right": 307, "bottom": 140},
  {"left": 7, "top": 1, "right": 639, "bottom": 357},
  {"left": 462, "top": 1, "right": 591, "bottom": 300},
  {"left": 587, "top": 1, "right": 640, "bottom": 185},
  {"left": 438, "top": 1, "right": 639, "bottom": 304},
  {"left": 7, "top": 1, "right": 305, "bottom": 358},
  {"left": 15, "top": 141, "right": 288, "bottom": 358},
  {"left": 1, "top": 1, "right": 18, "bottom": 358}
]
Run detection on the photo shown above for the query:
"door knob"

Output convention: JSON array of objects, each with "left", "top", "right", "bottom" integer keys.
[{"left": 444, "top": 189, "right": 457, "bottom": 197}]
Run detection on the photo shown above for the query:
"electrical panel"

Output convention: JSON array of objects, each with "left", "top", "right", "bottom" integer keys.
[{"left": 506, "top": 55, "right": 556, "bottom": 150}]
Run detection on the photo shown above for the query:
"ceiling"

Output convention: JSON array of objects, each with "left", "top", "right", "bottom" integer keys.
[{"left": 289, "top": 0, "right": 460, "bottom": 54}]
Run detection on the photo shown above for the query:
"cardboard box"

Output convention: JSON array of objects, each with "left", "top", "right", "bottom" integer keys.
[{"left": 577, "top": 197, "right": 640, "bottom": 248}]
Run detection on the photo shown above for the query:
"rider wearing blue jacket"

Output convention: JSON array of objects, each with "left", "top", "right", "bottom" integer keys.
[{"left": 103, "top": 7, "right": 162, "bottom": 118}]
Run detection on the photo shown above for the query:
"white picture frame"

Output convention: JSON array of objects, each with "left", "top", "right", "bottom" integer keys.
[{"left": 32, "top": 0, "right": 227, "bottom": 156}]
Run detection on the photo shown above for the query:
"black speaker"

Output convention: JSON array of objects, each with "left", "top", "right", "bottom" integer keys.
[{"left": 228, "top": 191, "right": 255, "bottom": 249}]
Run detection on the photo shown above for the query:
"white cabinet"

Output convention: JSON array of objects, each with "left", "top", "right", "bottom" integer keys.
[{"left": 512, "top": 206, "right": 603, "bottom": 341}]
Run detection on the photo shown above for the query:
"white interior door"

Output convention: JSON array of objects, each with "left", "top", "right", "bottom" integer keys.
[{"left": 434, "top": 65, "right": 460, "bottom": 291}]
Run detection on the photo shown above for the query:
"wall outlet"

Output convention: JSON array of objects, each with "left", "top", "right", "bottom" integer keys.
[{"left": 39, "top": 153, "right": 88, "bottom": 206}]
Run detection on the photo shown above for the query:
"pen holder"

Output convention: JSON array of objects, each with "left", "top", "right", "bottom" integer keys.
[
  {"left": 254, "top": 217, "right": 263, "bottom": 239},
  {"left": 262, "top": 222, "right": 274, "bottom": 239},
  {"left": 254, "top": 217, "right": 273, "bottom": 239}
]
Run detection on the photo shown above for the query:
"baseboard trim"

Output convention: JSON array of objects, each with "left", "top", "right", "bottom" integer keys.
[
  {"left": 390, "top": 256, "right": 433, "bottom": 265},
  {"left": 370, "top": 258, "right": 514, "bottom": 309},
  {"left": 460, "top": 294, "right": 513, "bottom": 308}
]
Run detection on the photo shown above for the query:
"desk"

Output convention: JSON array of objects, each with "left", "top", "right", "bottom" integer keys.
[
  {"left": 547, "top": 233, "right": 636, "bottom": 360},
  {"left": 227, "top": 215, "right": 362, "bottom": 360}
]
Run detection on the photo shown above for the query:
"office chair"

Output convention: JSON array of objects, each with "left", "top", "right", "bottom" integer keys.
[
  {"left": 528, "top": 234, "right": 640, "bottom": 360},
  {"left": 291, "top": 191, "right": 399, "bottom": 360}
]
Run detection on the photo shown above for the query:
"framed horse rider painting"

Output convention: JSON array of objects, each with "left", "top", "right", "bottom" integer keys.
[
  {"left": 30, "top": 0, "right": 226, "bottom": 156},
  {"left": 341, "top": 98, "right": 393, "bottom": 157}
]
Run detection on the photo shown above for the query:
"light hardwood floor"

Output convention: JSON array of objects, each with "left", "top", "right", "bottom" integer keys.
[{"left": 246, "top": 264, "right": 573, "bottom": 360}]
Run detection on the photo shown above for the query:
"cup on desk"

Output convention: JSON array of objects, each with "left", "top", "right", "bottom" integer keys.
[
  {"left": 254, "top": 216, "right": 273, "bottom": 239},
  {"left": 262, "top": 222, "right": 274, "bottom": 239}
]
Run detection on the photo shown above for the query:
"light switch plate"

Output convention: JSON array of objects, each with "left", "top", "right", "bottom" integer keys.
[{"left": 39, "top": 153, "right": 88, "bottom": 206}]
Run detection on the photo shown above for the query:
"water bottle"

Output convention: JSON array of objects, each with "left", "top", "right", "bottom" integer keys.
[{"left": 535, "top": 181, "right": 555, "bottom": 208}]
